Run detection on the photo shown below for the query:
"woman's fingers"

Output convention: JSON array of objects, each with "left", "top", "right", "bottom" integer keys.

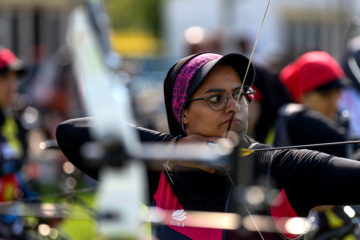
[
  {"left": 177, "top": 134, "right": 220, "bottom": 145},
  {"left": 168, "top": 134, "right": 234, "bottom": 173}
]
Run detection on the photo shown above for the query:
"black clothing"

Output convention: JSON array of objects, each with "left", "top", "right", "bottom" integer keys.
[
  {"left": 0, "top": 109, "right": 28, "bottom": 171},
  {"left": 0, "top": 108, "right": 35, "bottom": 240},
  {"left": 56, "top": 117, "right": 172, "bottom": 179},
  {"left": 163, "top": 53, "right": 256, "bottom": 137},
  {"left": 56, "top": 117, "right": 172, "bottom": 200},
  {"left": 252, "top": 69, "right": 292, "bottom": 143},
  {"left": 163, "top": 53, "right": 202, "bottom": 137},
  {"left": 56, "top": 117, "right": 360, "bottom": 239},
  {"left": 273, "top": 103, "right": 359, "bottom": 158}
]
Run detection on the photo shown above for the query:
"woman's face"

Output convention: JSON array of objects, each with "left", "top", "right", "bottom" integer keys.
[
  {"left": 301, "top": 88, "right": 341, "bottom": 119},
  {"left": 0, "top": 71, "right": 18, "bottom": 108},
  {"left": 183, "top": 65, "right": 249, "bottom": 139}
]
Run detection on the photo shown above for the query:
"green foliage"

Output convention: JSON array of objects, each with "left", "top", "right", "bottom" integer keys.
[{"left": 104, "top": 0, "right": 161, "bottom": 37}]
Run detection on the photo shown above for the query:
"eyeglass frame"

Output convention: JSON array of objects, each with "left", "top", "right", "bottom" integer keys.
[{"left": 186, "top": 86, "right": 256, "bottom": 111}]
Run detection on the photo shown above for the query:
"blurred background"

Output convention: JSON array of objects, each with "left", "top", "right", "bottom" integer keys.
[{"left": 0, "top": 0, "right": 360, "bottom": 239}]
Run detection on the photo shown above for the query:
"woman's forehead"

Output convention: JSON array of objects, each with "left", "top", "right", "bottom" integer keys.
[{"left": 197, "top": 65, "right": 243, "bottom": 90}]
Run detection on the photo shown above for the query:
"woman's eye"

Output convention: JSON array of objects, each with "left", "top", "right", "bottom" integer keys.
[
  {"left": 234, "top": 90, "right": 242, "bottom": 99},
  {"left": 208, "top": 94, "right": 223, "bottom": 103}
]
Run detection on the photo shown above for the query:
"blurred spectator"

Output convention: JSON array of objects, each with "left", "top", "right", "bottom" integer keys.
[
  {"left": 22, "top": 45, "right": 89, "bottom": 191},
  {"left": 340, "top": 35, "right": 360, "bottom": 139},
  {"left": 236, "top": 36, "right": 252, "bottom": 56},
  {"left": 248, "top": 64, "right": 292, "bottom": 142},
  {"left": 234, "top": 35, "right": 292, "bottom": 142},
  {"left": 0, "top": 47, "right": 37, "bottom": 239},
  {"left": 24, "top": 45, "right": 83, "bottom": 139},
  {"left": 184, "top": 26, "right": 223, "bottom": 55},
  {"left": 272, "top": 51, "right": 359, "bottom": 157},
  {"left": 273, "top": 51, "right": 360, "bottom": 239}
]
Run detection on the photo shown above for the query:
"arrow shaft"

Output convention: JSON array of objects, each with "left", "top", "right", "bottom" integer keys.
[{"left": 253, "top": 140, "right": 360, "bottom": 152}]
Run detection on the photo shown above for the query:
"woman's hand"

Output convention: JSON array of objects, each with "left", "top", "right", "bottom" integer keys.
[
  {"left": 168, "top": 134, "right": 223, "bottom": 174},
  {"left": 176, "top": 134, "right": 220, "bottom": 145}
]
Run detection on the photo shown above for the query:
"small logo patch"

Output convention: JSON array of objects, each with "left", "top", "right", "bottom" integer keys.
[{"left": 172, "top": 209, "right": 187, "bottom": 221}]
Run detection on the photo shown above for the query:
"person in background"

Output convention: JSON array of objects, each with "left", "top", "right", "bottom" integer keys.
[
  {"left": 0, "top": 47, "right": 37, "bottom": 239},
  {"left": 340, "top": 35, "right": 360, "bottom": 141},
  {"left": 247, "top": 64, "right": 292, "bottom": 142},
  {"left": 273, "top": 51, "right": 358, "bottom": 157},
  {"left": 273, "top": 51, "right": 360, "bottom": 239}
]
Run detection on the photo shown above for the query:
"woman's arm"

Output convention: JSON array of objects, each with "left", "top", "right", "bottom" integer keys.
[
  {"left": 55, "top": 117, "right": 173, "bottom": 180},
  {"left": 56, "top": 117, "right": 221, "bottom": 178},
  {"left": 271, "top": 149, "right": 360, "bottom": 216}
]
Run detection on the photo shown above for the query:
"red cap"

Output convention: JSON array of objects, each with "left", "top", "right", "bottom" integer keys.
[
  {"left": 279, "top": 51, "right": 345, "bottom": 103},
  {"left": 0, "top": 48, "right": 24, "bottom": 73}
]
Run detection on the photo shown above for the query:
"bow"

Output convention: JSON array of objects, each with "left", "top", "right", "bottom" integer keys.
[{"left": 226, "top": 0, "right": 272, "bottom": 139}]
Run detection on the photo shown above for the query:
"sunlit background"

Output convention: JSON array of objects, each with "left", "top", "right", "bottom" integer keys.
[{"left": 0, "top": 0, "right": 360, "bottom": 239}]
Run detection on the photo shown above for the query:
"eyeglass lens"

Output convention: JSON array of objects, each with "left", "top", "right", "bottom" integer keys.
[{"left": 207, "top": 86, "right": 254, "bottom": 110}]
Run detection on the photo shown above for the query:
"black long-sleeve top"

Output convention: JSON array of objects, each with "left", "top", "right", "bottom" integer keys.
[
  {"left": 56, "top": 117, "right": 360, "bottom": 239},
  {"left": 273, "top": 104, "right": 359, "bottom": 158},
  {"left": 56, "top": 117, "right": 360, "bottom": 215}
]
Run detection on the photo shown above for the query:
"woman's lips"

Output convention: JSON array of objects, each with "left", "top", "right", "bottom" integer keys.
[{"left": 221, "top": 118, "right": 242, "bottom": 126}]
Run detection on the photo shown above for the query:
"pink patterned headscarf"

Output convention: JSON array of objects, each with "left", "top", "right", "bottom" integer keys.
[{"left": 172, "top": 53, "right": 222, "bottom": 132}]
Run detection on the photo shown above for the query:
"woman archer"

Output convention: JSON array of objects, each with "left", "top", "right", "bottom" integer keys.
[{"left": 56, "top": 52, "right": 360, "bottom": 240}]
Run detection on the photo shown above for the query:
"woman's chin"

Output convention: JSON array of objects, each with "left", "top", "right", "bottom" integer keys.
[{"left": 220, "top": 127, "right": 246, "bottom": 139}]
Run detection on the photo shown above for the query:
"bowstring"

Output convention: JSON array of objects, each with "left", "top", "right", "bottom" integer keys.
[
  {"left": 6, "top": 0, "right": 274, "bottom": 229},
  {"left": 225, "top": 0, "right": 271, "bottom": 139},
  {"left": 224, "top": 1, "right": 271, "bottom": 239}
]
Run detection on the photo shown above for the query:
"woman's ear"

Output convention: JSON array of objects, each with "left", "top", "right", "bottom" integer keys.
[{"left": 183, "top": 109, "right": 189, "bottom": 125}]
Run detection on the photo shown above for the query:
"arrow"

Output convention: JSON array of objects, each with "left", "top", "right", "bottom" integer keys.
[{"left": 239, "top": 140, "right": 360, "bottom": 157}]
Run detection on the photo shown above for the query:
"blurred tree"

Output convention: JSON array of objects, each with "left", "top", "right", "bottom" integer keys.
[{"left": 104, "top": 0, "right": 161, "bottom": 37}]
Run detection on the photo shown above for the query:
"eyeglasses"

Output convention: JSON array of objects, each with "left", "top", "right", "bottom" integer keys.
[{"left": 186, "top": 86, "right": 255, "bottom": 111}]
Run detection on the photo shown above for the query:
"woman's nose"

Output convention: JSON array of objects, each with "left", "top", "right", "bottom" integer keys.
[{"left": 225, "top": 94, "right": 238, "bottom": 112}]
